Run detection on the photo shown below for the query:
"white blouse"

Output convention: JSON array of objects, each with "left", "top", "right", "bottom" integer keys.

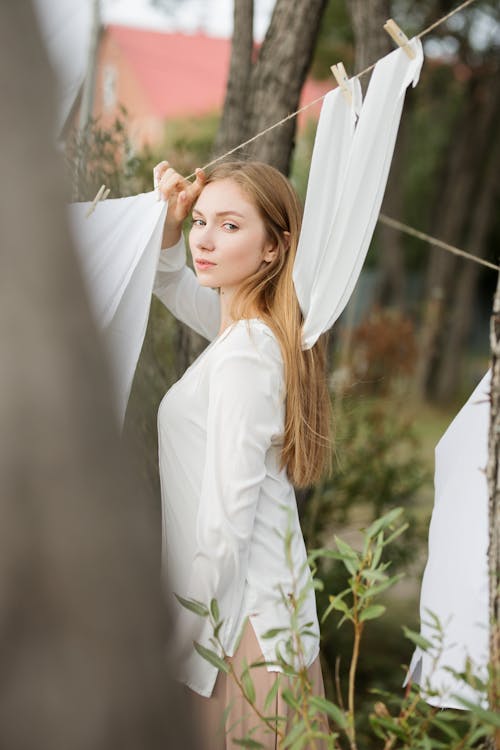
[{"left": 153, "top": 237, "right": 320, "bottom": 697}]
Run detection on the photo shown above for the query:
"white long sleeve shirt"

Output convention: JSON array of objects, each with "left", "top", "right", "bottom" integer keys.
[{"left": 153, "top": 237, "right": 320, "bottom": 697}]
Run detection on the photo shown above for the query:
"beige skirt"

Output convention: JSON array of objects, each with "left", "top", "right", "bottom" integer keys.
[{"left": 186, "top": 619, "right": 330, "bottom": 749}]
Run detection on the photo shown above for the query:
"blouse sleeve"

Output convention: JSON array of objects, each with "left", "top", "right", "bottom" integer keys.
[
  {"left": 175, "top": 336, "right": 283, "bottom": 681},
  {"left": 153, "top": 235, "right": 221, "bottom": 341}
]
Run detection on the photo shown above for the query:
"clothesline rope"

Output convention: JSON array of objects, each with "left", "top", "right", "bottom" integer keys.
[
  {"left": 378, "top": 214, "right": 500, "bottom": 272},
  {"left": 182, "top": 0, "right": 493, "bottom": 275},
  {"left": 185, "top": 0, "right": 478, "bottom": 180}
]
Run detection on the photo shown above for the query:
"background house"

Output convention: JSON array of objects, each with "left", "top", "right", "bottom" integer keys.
[{"left": 88, "top": 25, "right": 331, "bottom": 149}]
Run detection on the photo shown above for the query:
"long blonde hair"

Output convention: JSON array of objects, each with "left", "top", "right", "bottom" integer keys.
[{"left": 205, "top": 161, "right": 333, "bottom": 488}]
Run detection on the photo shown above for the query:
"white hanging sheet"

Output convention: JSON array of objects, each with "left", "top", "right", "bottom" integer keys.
[
  {"left": 294, "top": 39, "right": 423, "bottom": 350},
  {"left": 66, "top": 42, "right": 424, "bottom": 421},
  {"left": 405, "top": 371, "right": 490, "bottom": 709},
  {"left": 68, "top": 192, "right": 167, "bottom": 425}
]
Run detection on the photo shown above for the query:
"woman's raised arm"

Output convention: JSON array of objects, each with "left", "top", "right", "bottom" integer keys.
[{"left": 152, "top": 162, "right": 221, "bottom": 341}]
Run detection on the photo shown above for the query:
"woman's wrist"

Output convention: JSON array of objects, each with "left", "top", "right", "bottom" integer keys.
[{"left": 162, "top": 222, "right": 183, "bottom": 250}]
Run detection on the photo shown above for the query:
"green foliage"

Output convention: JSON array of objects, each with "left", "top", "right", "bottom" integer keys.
[
  {"left": 311, "top": 0, "right": 354, "bottom": 80},
  {"left": 65, "top": 106, "right": 144, "bottom": 201},
  {"left": 178, "top": 509, "right": 495, "bottom": 749}
]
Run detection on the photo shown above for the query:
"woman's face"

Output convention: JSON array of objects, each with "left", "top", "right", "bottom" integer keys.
[{"left": 189, "top": 178, "right": 276, "bottom": 291}]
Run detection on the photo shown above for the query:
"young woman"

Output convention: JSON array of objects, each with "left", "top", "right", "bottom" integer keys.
[{"left": 153, "top": 159, "right": 332, "bottom": 748}]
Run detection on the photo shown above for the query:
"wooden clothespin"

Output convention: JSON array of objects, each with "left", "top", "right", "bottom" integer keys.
[
  {"left": 85, "top": 184, "right": 109, "bottom": 218},
  {"left": 383, "top": 18, "right": 416, "bottom": 59},
  {"left": 330, "top": 62, "right": 352, "bottom": 105}
]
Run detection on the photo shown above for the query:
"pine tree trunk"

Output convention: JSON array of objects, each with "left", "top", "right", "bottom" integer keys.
[
  {"left": 487, "top": 274, "right": 500, "bottom": 745},
  {"left": 0, "top": 4, "right": 193, "bottom": 748},
  {"left": 415, "top": 74, "right": 498, "bottom": 400},
  {"left": 212, "top": 0, "right": 254, "bottom": 155},
  {"left": 434, "top": 119, "right": 500, "bottom": 400},
  {"left": 212, "top": 0, "right": 328, "bottom": 174},
  {"left": 349, "top": 0, "right": 411, "bottom": 310},
  {"left": 348, "top": 0, "right": 391, "bottom": 93}
]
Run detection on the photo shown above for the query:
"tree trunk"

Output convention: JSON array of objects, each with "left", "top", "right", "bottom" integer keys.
[
  {"left": 434, "top": 113, "right": 500, "bottom": 400},
  {"left": 487, "top": 273, "right": 500, "bottom": 746},
  {"left": 348, "top": 0, "right": 391, "bottom": 94},
  {"left": 0, "top": 3, "right": 194, "bottom": 748},
  {"left": 213, "top": 0, "right": 328, "bottom": 174},
  {"left": 415, "top": 73, "right": 498, "bottom": 400},
  {"left": 212, "top": 0, "right": 254, "bottom": 155}
]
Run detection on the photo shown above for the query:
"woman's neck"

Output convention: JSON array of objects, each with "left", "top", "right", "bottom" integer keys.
[{"left": 217, "top": 286, "right": 261, "bottom": 337}]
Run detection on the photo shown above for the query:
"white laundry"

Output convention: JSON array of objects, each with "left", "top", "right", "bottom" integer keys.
[
  {"left": 68, "top": 40, "right": 427, "bottom": 697},
  {"left": 68, "top": 192, "right": 166, "bottom": 425},
  {"left": 406, "top": 371, "right": 490, "bottom": 709},
  {"left": 294, "top": 39, "right": 423, "bottom": 350}
]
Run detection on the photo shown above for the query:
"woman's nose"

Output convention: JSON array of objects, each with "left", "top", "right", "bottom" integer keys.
[{"left": 195, "top": 226, "right": 215, "bottom": 251}]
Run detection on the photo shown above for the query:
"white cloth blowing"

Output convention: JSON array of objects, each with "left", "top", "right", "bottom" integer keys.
[
  {"left": 68, "top": 40, "right": 426, "bottom": 698},
  {"left": 68, "top": 192, "right": 167, "bottom": 425},
  {"left": 406, "top": 372, "right": 490, "bottom": 709},
  {"left": 295, "top": 38, "right": 423, "bottom": 349}
]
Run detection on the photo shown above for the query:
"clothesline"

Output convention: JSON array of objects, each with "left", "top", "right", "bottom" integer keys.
[
  {"left": 185, "top": 0, "right": 478, "bottom": 180},
  {"left": 181, "top": 0, "right": 494, "bottom": 276},
  {"left": 378, "top": 214, "right": 500, "bottom": 272}
]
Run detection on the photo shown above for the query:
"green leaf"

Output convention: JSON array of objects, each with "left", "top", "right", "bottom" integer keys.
[
  {"left": 174, "top": 593, "right": 209, "bottom": 618},
  {"left": 261, "top": 627, "right": 288, "bottom": 639},
  {"left": 361, "top": 574, "right": 404, "bottom": 600},
  {"left": 334, "top": 536, "right": 359, "bottom": 575},
  {"left": 281, "top": 719, "right": 307, "bottom": 749},
  {"left": 371, "top": 716, "right": 408, "bottom": 741},
  {"left": 281, "top": 688, "right": 300, "bottom": 710},
  {"left": 210, "top": 598, "right": 220, "bottom": 622},
  {"left": 241, "top": 661, "right": 256, "bottom": 704},
  {"left": 431, "top": 717, "right": 460, "bottom": 740},
  {"left": 450, "top": 697, "right": 500, "bottom": 728},
  {"left": 233, "top": 739, "right": 265, "bottom": 748},
  {"left": 468, "top": 725, "right": 493, "bottom": 744},
  {"left": 193, "top": 641, "right": 230, "bottom": 673},
  {"left": 263, "top": 676, "right": 281, "bottom": 712},
  {"left": 359, "top": 604, "right": 386, "bottom": 622},
  {"left": 309, "top": 695, "right": 347, "bottom": 728},
  {"left": 402, "top": 626, "right": 433, "bottom": 652},
  {"left": 365, "top": 507, "right": 403, "bottom": 539},
  {"left": 382, "top": 522, "right": 409, "bottom": 548}
]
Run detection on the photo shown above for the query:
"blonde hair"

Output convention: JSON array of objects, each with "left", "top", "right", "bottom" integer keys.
[{"left": 205, "top": 161, "right": 333, "bottom": 488}]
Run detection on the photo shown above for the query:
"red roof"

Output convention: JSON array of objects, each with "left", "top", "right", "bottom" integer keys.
[{"left": 106, "top": 25, "right": 331, "bottom": 122}]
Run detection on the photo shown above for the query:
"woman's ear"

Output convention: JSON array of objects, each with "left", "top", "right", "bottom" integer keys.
[
  {"left": 262, "top": 241, "right": 278, "bottom": 264},
  {"left": 262, "top": 231, "right": 290, "bottom": 263}
]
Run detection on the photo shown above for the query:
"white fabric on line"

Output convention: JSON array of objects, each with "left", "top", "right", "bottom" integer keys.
[
  {"left": 68, "top": 192, "right": 167, "bottom": 425},
  {"left": 405, "top": 371, "right": 490, "bottom": 709},
  {"left": 295, "top": 38, "right": 423, "bottom": 350},
  {"left": 293, "top": 79, "right": 362, "bottom": 318}
]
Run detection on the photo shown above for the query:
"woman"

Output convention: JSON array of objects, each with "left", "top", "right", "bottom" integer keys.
[{"left": 153, "top": 159, "right": 332, "bottom": 748}]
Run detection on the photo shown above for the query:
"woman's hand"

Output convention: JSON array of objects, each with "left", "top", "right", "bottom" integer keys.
[{"left": 154, "top": 162, "right": 206, "bottom": 247}]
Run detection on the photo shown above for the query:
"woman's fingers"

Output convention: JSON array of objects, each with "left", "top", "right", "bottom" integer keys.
[
  {"left": 154, "top": 163, "right": 207, "bottom": 224},
  {"left": 153, "top": 160, "right": 169, "bottom": 189},
  {"left": 185, "top": 168, "right": 206, "bottom": 202}
]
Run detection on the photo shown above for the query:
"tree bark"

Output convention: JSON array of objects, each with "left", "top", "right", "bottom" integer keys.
[
  {"left": 347, "top": 0, "right": 391, "bottom": 94},
  {"left": 487, "top": 274, "right": 500, "bottom": 745},
  {"left": 0, "top": 3, "right": 194, "bottom": 748},
  {"left": 415, "top": 72, "right": 499, "bottom": 400},
  {"left": 212, "top": 0, "right": 328, "bottom": 175},
  {"left": 212, "top": 0, "right": 254, "bottom": 156},
  {"left": 348, "top": 0, "right": 410, "bottom": 309},
  {"left": 434, "top": 113, "right": 500, "bottom": 400}
]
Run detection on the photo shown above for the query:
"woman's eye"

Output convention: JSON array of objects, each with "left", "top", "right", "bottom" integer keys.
[
  {"left": 223, "top": 222, "right": 238, "bottom": 231},
  {"left": 191, "top": 218, "right": 205, "bottom": 227}
]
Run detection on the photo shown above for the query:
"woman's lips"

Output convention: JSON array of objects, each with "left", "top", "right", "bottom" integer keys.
[{"left": 195, "top": 260, "right": 216, "bottom": 269}]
